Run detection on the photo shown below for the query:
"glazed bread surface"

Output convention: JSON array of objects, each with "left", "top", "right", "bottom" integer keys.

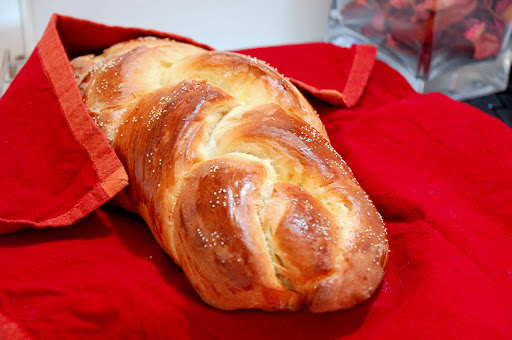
[{"left": 71, "top": 37, "right": 389, "bottom": 313}]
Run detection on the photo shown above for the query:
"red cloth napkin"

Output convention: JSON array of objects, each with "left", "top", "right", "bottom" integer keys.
[{"left": 1, "top": 14, "right": 512, "bottom": 339}]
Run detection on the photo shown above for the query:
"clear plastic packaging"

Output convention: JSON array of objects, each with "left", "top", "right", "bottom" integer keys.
[{"left": 327, "top": 0, "right": 512, "bottom": 100}]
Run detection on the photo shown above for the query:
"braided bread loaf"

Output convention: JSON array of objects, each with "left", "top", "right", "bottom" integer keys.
[{"left": 71, "top": 37, "right": 388, "bottom": 312}]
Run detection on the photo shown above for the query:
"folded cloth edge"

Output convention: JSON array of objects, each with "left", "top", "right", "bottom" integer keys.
[
  {"left": 0, "top": 14, "right": 130, "bottom": 233},
  {"left": 289, "top": 44, "right": 377, "bottom": 108},
  {"left": 40, "top": 15, "right": 129, "bottom": 187},
  {"left": 38, "top": 14, "right": 130, "bottom": 225}
]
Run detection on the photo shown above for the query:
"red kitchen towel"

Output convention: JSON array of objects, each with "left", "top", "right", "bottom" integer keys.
[
  {"left": 0, "top": 16, "right": 130, "bottom": 233},
  {"left": 1, "top": 13, "right": 512, "bottom": 339},
  {"left": 237, "top": 43, "right": 379, "bottom": 107}
]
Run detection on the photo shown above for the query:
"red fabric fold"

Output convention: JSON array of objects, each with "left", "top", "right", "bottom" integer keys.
[
  {"left": 237, "top": 43, "right": 378, "bottom": 107},
  {"left": 1, "top": 14, "right": 511, "bottom": 339},
  {"left": 0, "top": 16, "right": 129, "bottom": 234},
  {"left": 55, "top": 15, "right": 215, "bottom": 60}
]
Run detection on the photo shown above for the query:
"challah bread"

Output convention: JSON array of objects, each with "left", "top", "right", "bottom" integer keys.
[{"left": 71, "top": 37, "right": 389, "bottom": 312}]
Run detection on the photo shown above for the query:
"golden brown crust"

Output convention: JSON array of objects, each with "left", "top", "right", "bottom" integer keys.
[
  {"left": 71, "top": 37, "right": 388, "bottom": 312},
  {"left": 161, "top": 51, "right": 328, "bottom": 137}
]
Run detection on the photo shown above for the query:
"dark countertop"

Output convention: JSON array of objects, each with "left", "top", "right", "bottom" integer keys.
[{"left": 465, "top": 79, "right": 512, "bottom": 129}]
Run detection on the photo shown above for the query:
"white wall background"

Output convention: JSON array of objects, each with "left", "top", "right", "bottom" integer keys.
[
  {"left": 0, "top": 0, "right": 24, "bottom": 57},
  {"left": 1, "top": 0, "right": 332, "bottom": 58}
]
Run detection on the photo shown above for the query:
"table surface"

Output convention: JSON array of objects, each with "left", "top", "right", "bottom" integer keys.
[{"left": 464, "top": 78, "right": 512, "bottom": 129}]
